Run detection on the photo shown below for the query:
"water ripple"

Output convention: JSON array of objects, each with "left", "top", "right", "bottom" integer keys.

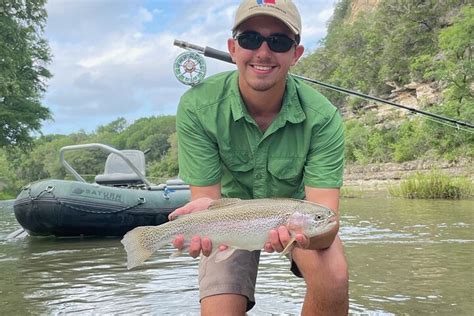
[{"left": 1, "top": 197, "right": 473, "bottom": 315}]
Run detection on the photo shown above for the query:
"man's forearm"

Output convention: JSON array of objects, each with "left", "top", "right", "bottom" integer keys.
[{"left": 190, "top": 183, "right": 221, "bottom": 200}]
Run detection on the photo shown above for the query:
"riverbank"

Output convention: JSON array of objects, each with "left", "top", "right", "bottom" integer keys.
[
  {"left": 1, "top": 159, "right": 472, "bottom": 200},
  {"left": 0, "top": 181, "right": 13, "bottom": 200},
  {"left": 343, "top": 158, "right": 473, "bottom": 189}
]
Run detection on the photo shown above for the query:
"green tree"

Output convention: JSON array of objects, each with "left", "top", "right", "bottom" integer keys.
[
  {"left": 93, "top": 117, "right": 128, "bottom": 148},
  {"left": 392, "top": 119, "right": 430, "bottom": 162},
  {"left": 344, "top": 120, "right": 371, "bottom": 164},
  {"left": 0, "top": 148, "right": 19, "bottom": 198},
  {"left": 0, "top": 0, "right": 52, "bottom": 147},
  {"left": 436, "top": 6, "right": 473, "bottom": 104},
  {"left": 295, "top": 0, "right": 472, "bottom": 164},
  {"left": 0, "top": 114, "right": 184, "bottom": 192},
  {"left": 96, "top": 117, "right": 127, "bottom": 136},
  {"left": 428, "top": 6, "right": 473, "bottom": 160},
  {"left": 148, "top": 132, "right": 179, "bottom": 178},
  {"left": 116, "top": 116, "right": 176, "bottom": 161}
]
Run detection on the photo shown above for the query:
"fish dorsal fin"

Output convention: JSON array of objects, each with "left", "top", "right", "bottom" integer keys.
[{"left": 208, "top": 198, "right": 241, "bottom": 210}]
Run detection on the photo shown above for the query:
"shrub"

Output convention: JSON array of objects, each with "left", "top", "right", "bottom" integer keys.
[{"left": 389, "top": 169, "right": 472, "bottom": 199}]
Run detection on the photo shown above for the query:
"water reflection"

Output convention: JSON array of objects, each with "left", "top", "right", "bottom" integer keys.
[{"left": 1, "top": 196, "right": 473, "bottom": 315}]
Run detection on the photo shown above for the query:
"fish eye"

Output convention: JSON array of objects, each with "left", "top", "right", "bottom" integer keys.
[{"left": 315, "top": 215, "right": 322, "bottom": 220}]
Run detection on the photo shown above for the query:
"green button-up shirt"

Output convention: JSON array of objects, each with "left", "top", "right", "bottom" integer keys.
[{"left": 176, "top": 71, "right": 344, "bottom": 199}]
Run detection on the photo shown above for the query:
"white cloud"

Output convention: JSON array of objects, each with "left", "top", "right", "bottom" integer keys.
[
  {"left": 138, "top": 7, "right": 153, "bottom": 23},
  {"left": 41, "top": 0, "right": 336, "bottom": 135}
]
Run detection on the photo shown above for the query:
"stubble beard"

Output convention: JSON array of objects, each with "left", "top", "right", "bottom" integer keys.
[
  {"left": 248, "top": 79, "right": 275, "bottom": 92},
  {"left": 244, "top": 70, "right": 283, "bottom": 93}
]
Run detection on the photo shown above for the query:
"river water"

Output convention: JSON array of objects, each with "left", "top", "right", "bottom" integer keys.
[{"left": 0, "top": 194, "right": 472, "bottom": 315}]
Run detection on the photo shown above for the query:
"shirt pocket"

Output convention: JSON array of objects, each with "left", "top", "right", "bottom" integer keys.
[
  {"left": 267, "top": 157, "right": 304, "bottom": 187},
  {"left": 221, "top": 151, "right": 254, "bottom": 173}
]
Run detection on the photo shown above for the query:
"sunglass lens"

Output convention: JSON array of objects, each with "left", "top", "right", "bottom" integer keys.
[
  {"left": 268, "top": 35, "right": 294, "bottom": 52},
  {"left": 237, "top": 32, "right": 295, "bottom": 52},
  {"left": 238, "top": 33, "right": 263, "bottom": 50}
]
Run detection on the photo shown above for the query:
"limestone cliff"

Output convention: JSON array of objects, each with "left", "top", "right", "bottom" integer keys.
[
  {"left": 347, "top": 0, "right": 380, "bottom": 23},
  {"left": 341, "top": 0, "right": 445, "bottom": 124}
]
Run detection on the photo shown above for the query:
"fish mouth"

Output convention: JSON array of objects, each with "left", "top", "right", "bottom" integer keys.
[{"left": 324, "top": 216, "right": 338, "bottom": 229}]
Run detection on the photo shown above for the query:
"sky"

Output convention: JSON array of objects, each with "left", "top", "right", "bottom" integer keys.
[{"left": 41, "top": 0, "right": 337, "bottom": 135}]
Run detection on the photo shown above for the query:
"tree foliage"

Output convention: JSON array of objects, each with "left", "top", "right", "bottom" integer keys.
[
  {"left": 294, "top": 0, "right": 473, "bottom": 164},
  {"left": 0, "top": 0, "right": 51, "bottom": 147},
  {"left": 148, "top": 132, "right": 179, "bottom": 178},
  {"left": 0, "top": 115, "right": 179, "bottom": 196},
  {"left": 1, "top": 0, "right": 473, "bottom": 198}
]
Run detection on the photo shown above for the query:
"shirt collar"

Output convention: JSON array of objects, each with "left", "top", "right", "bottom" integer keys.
[
  {"left": 280, "top": 75, "right": 306, "bottom": 124},
  {"left": 230, "top": 72, "right": 306, "bottom": 124},
  {"left": 230, "top": 72, "right": 246, "bottom": 122}
]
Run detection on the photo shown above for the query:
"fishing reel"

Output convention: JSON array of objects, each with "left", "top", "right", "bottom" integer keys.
[{"left": 173, "top": 51, "right": 207, "bottom": 86}]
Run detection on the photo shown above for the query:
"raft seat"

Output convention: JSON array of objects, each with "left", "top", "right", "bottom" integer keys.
[{"left": 95, "top": 150, "right": 146, "bottom": 186}]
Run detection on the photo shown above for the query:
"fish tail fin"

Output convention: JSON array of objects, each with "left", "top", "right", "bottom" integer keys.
[{"left": 121, "top": 226, "right": 167, "bottom": 269}]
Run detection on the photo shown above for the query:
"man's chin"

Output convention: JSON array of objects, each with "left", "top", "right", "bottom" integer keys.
[{"left": 247, "top": 79, "right": 276, "bottom": 92}]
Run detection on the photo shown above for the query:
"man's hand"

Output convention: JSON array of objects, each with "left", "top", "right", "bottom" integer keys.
[
  {"left": 172, "top": 235, "right": 214, "bottom": 258},
  {"left": 168, "top": 197, "right": 214, "bottom": 220},
  {"left": 263, "top": 226, "right": 310, "bottom": 253},
  {"left": 168, "top": 197, "right": 227, "bottom": 258}
]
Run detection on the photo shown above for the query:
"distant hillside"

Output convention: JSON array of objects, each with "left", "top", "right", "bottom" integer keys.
[
  {"left": 347, "top": 0, "right": 380, "bottom": 23},
  {"left": 0, "top": 1, "right": 472, "bottom": 197},
  {"left": 294, "top": 0, "right": 473, "bottom": 164}
]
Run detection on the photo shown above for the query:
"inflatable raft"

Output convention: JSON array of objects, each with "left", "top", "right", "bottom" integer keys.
[{"left": 13, "top": 143, "right": 190, "bottom": 237}]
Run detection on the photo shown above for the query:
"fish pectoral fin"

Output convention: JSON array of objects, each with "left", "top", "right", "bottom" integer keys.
[
  {"left": 280, "top": 237, "right": 296, "bottom": 256},
  {"left": 208, "top": 198, "right": 242, "bottom": 210},
  {"left": 213, "top": 248, "right": 237, "bottom": 263}
]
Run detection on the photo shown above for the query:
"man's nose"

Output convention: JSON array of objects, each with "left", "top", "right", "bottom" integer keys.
[{"left": 255, "top": 40, "right": 272, "bottom": 57}]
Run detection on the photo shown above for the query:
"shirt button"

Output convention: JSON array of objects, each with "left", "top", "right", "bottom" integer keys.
[{"left": 255, "top": 173, "right": 262, "bottom": 180}]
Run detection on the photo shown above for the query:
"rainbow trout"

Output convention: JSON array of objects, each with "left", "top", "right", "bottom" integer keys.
[{"left": 121, "top": 198, "right": 337, "bottom": 269}]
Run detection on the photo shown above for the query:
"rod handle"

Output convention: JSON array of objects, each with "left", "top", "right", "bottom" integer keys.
[
  {"left": 203, "top": 47, "right": 235, "bottom": 64},
  {"left": 174, "top": 39, "right": 235, "bottom": 64}
]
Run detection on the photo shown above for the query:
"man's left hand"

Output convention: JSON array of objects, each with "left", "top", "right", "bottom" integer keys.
[{"left": 264, "top": 226, "right": 310, "bottom": 253}]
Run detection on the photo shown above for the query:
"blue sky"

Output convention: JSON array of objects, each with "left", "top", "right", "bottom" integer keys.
[{"left": 42, "top": 0, "right": 337, "bottom": 135}]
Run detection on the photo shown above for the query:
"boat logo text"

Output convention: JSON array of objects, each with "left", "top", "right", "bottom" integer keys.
[{"left": 71, "top": 187, "right": 123, "bottom": 202}]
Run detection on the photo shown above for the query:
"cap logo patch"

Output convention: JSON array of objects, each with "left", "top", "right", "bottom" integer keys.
[{"left": 257, "top": 0, "right": 276, "bottom": 5}]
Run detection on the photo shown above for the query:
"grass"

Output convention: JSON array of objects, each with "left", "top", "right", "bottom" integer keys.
[
  {"left": 340, "top": 186, "right": 366, "bottom": 198},
  {"left": 388, "top": 170, "right": 473, "bottom": 199},
  {"left": 0, "top": 191, "right": 15, "bottom": 200}
]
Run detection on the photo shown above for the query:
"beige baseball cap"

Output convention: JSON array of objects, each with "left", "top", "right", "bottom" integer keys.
[{"left": 232, "top": 0, "right": 302, "bottom": 35}]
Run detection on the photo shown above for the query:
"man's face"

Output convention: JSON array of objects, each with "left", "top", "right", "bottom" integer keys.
[{"left": 228, "top": 15, "right": 304, "bottom": 94}]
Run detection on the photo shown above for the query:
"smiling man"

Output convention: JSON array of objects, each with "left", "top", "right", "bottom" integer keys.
[{"left": 170, "top": 0, "right": 348, "bottom": 315}]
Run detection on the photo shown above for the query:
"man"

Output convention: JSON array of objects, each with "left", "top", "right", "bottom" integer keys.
[{"left": 169, "top": 0, "right": 349, "bottom": 315}]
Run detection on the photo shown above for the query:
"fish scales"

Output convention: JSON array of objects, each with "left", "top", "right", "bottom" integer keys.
[{"left": 121, "top": 198, "right": 337, "bottom": 269}]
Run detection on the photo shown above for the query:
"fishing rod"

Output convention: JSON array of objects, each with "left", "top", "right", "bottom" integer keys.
[{"left": 173, "top": 39, "right": 474, "bottom": 131}]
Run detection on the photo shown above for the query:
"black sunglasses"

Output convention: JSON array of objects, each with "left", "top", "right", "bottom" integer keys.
[{"left": 235, "top": 31, "right": 297, "bottom": 53}]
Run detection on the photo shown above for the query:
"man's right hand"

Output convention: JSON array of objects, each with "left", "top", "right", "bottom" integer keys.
[
  {"left": 168, "top": 197, "right": 215, "bottom": 258},
  {"left": 168, "top": 197, "right": 214, "bottom": 220}
]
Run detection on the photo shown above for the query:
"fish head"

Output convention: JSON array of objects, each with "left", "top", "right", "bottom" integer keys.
[{"left": 287, "top": 201, "right": 338, "bottom": 237}]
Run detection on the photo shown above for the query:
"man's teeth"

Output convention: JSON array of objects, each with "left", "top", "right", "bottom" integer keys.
[{"left": 253, "top": 65, "right": 272, "bottom": 71}]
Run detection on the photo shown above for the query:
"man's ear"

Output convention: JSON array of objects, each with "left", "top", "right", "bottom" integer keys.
[
  {"left": 291, "top": 45, "right": 305, "bottom": 66},
  {"left": 228, "top": 38, "right": 236, "bottom": 63}
]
